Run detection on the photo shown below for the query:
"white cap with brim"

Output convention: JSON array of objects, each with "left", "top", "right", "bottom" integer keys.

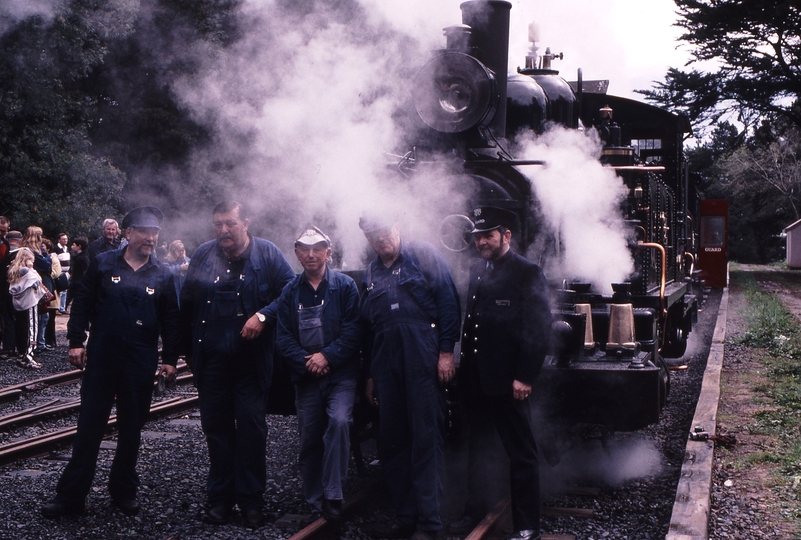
[{"left": 295, "top": 226, "right": 331, "bottom": 246}]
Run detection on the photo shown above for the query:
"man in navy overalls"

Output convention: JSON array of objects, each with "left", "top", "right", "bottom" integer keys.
[
  {"left": 42, "top": 206, "right": 180, "bottom": 518},
  {"left": 275, "top": 226, "right": 361, "bottom": 521},
  {"left": 180, "top": 201, "right": 294, "bottom": 529},
  {"left": 359, "top": 216, "right": 460, "bottom": 540}
]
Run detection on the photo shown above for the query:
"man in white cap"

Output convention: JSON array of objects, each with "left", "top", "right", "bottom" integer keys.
[
  {"left": 275, "top": 226, "right": 361, "bottom": 521},
  {"left": 42, "top": 206, "right": 180, "bottom": 518}
]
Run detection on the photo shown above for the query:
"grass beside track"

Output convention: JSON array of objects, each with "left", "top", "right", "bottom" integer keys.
[{"left": 725, "top": 268, "right": 801, "bottom": 530}]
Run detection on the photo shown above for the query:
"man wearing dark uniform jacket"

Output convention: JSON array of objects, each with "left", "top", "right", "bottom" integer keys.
[
  {"left": 359, "top": 215, "right": 460, "bottom": 540},
  {"left": 451, "top": 207, "right": 551, "bottom": 540},
  {"left": 42, "top": 206, "right": 180, "bottom": 518},
  {"left": 88, "top": 218, "right": 122, "bottom": 259},
  {"left": 180, "top": 201, "right": 294, "bottom": 529}
]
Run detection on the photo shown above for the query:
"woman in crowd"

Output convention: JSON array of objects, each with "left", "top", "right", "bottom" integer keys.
[
  {"left": 37, "top": 238, "right": 62, "bottom": 352},
  {"left": 7, "top": 248, "right": 44, "bottom": 368},
  {"left": 164, "top": 240, "right": 190, "bottom": 303}
]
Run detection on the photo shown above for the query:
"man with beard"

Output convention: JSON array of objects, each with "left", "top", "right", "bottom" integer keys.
[
  {"left": 180, "top": 201, "right": 294, "bottom": 529},
  {"left": 275, "top": 226, "right": 361, "bottom": 521},
  {"left": 359, "top": 215, "right": 460, "bottom": 540},
  {"left": 88, "top": 218, "right": 122, "bottom": 259},
  {"left": 450, "top": 207, "right": 551, "bottom": 540},
  {"left": 41, "top": 207, "right": 180, "bottom": 518}
]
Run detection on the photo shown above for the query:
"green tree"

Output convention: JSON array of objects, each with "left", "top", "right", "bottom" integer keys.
[
  {"left": 0, "top": 4, "right": 128, "bottom": 238},
  {"left": 639, "top": 0, "right": 801, "bottom": 131}
]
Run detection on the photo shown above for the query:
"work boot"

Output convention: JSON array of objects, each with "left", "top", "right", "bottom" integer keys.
[
  {"left": 41, "top": 499, "right": 85, "bottom": 519},
  {"left": 322, "top": 498, "right": 342, "bottom": 521},
  {"left": 369, "top": 521, "right": 415, "bottom": 539},
  {"left": 242, "top": 507, "right": 265, "bottom": 528},
  {"left": 112, "top": 497, "right": 140, "bottom": 516},
  {"left": 204, "top": 504, "right": 232, "bottom": 525},
  {"left": 448, "top": 515, "right": 477, "bottom": 535}
]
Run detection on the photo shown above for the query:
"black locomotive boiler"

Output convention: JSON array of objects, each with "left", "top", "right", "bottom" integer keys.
[{"left": 396, "top": 0, "right": 701, "bottom": 434}]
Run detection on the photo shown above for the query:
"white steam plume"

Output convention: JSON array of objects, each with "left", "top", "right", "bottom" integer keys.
[
  {"left": 0, "top": 0, "right": 63, "bottom": 35},
  {"left": 515, "top": 126, "right": 634, "bottom": 294},
  {"left": 163, "top": 0, "right": 469, "bottom": 265}
]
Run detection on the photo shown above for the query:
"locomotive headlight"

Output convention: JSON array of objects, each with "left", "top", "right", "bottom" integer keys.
[{"left": 413, "top": 52, "right": 498, "bottom": 133}]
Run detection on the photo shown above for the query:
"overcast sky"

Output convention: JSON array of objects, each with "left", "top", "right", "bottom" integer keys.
[{"left": 508, "top": 0, "right": 693, "bottom": 99}]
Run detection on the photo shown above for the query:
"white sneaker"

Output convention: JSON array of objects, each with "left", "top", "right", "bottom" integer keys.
[{"left": 25, "top": 357, "right": 42, "bottom": 369}]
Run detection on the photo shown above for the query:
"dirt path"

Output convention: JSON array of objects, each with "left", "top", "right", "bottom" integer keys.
[{"left": 709, "top": 264, "right": 801, "bottom": 539}]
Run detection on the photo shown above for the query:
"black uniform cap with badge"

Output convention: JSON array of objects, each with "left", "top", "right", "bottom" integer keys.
[
  {"left": 121, "top": 206, "right": 163, "bottom": 230},
  {"left": 470, "top": 206, "right": 517, "bottom": 234}
]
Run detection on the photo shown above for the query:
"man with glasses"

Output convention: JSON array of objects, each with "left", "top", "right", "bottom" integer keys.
[
  {"left": 359, "top": 215, "right": 460, "bottom": 540},
  {"left": 180, "top": 201, "right": 294, "bottom": 529},
  {"left": 41, "top": 206, "right": 180, "bottom": 518},
  {"left": 275, "top": 226, "right": 361, "bottom": 521}
]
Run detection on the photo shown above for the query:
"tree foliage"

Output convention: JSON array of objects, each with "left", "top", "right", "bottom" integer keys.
[
  {"left": 639, "top": 0, "right": 801, "bottom": 131},
  {"left": 0, "top": 0, "right": 239, "bottom": 241}
]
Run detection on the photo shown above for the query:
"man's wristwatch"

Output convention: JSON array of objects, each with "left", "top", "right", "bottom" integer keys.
[{"left": 256, "top": 312, "right": 266, "bottom": 323}]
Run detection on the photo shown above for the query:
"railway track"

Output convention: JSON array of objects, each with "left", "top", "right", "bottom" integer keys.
[
  {"left": 0, "top": 361, "right": 195, "bottom": 467},
  {"left": 0, "top": 288, "right": 723, "bottom": 538}
]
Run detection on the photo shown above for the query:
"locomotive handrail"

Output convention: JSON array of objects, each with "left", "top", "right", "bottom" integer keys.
[
  {"left": 638, "top": 242, "right": 667, "bottom": 316},
  {"left": 610, "top": 166, "right": 666, "bottom": 172}
]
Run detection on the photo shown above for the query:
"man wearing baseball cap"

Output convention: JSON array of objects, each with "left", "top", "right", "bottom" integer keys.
[
  {"left": 450, "top": 206, "right": 551, "bottom": 540},
  {"left": 42, "top": 206, "right": 181, "bottom": 518},
  {"left": 275, "top": 226, "right": 361, "bottom": 521}
]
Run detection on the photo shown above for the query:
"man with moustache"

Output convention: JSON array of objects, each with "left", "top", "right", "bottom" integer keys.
[
  {"left": 41, "top": 207, "right": 180, "bottom": 518},
  {"left": 180, "top": 201, "right": 294, "bottom": 528},
  {"left": 450, "top": 207, "right": 551, "bottom": 540},
  {"left": 275, "top": 226, "right": 361, "bottom": 521},
  {"left": 359, "top": 215, "right": 460, "bottom": 540},
  {"left": 88, "top": 218, "right": 122, "bottom": 259}
]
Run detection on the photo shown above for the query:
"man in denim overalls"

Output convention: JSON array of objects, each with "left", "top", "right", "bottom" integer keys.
[
  {"left": 275, "top": 226, "right": 362, "bottom": 521},
  {"left": 359, "top": 216, "right": 460, "bottom": 540},
  {"left": 41, "top": 206, "right": 180, "bottom": 518}
]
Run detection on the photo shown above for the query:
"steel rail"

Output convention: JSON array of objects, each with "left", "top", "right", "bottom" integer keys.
[
  {"left": 287, "top": 482, "right": 379, "bottom": 540},
  {"left": 0, "top": 395, "right": 198, "bottom": 465}
]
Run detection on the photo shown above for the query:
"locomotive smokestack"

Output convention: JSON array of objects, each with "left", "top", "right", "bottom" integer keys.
[{"left": 459, "top": 0, "right": 511, "bottom": 141}]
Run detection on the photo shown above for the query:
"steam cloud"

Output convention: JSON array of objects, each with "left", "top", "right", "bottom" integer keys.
[
  {"left": 158, "top": 0, "right": 471, "bottom": 265},
  {"left": 515, "top": 126, "right": 634, "bottom": 293},
  {"left": 0, "top": 0, "right": 63, "bottom": 36},
  {"left": 541, "top": 437, "right": 665, "bottom": 490}
]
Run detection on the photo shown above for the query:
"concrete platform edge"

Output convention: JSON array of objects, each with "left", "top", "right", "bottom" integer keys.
[{"left": 665, "top": 287, "right": 729, "bottom": 540}]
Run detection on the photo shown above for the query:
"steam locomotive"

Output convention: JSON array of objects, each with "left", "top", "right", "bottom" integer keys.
[{"left": 398, "top": 0, "right": 701, "bottom": 434}]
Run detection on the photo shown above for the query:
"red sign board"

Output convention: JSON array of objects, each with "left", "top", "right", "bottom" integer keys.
[{"left": 698, "top": 199, "right": 728, "bottom": 288}]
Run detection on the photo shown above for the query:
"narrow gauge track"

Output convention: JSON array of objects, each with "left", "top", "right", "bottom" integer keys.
[
  {"left": 0, "top": 394, "right": 198, "bottom": 466},
  {"left": 0, "top": 362, "right": 194, "bottom": 466},
  {"left": 0, "top": 291, "right": 721, "bottom": 539}
]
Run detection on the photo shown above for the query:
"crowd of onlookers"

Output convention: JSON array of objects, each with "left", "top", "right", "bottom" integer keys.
[{"left": 0, "top": 215, "right": 189, "bottom": 369}]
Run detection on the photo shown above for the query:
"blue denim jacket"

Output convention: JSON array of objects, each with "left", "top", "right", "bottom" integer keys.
[
  {"left": 276, "top": 267, "right": 362, "bottom": 383},
  {"left": 180, "top": 236, "right": 294, "bottom": 389}
]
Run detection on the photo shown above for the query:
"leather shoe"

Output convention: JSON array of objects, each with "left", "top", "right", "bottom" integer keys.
[
  {"left": 447, "top": 515, "right": 477, "bottom": 535},
  {"left": 204, "top": 504, "right": 231, "bottom": 525},
  {"left": 242, "top": 507, "right": 265, "bottom": 528},
  {"left": 370, "top": 521, "right": 415, "bottom": 538},
  {"left": 322, "top": 498, "right": 342, "bottom": 521},
  {"left": 41, "top": 499, "right": 85, "bottom": 518},
  {"left": 410, "top": 530, "right": 437, "bottom": 540},
  {"left": 112, "top": 498, "right": 140, "bottom": 516},
  {"left": 507, "top": 531, "right": 540, "bottom": 540}
]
